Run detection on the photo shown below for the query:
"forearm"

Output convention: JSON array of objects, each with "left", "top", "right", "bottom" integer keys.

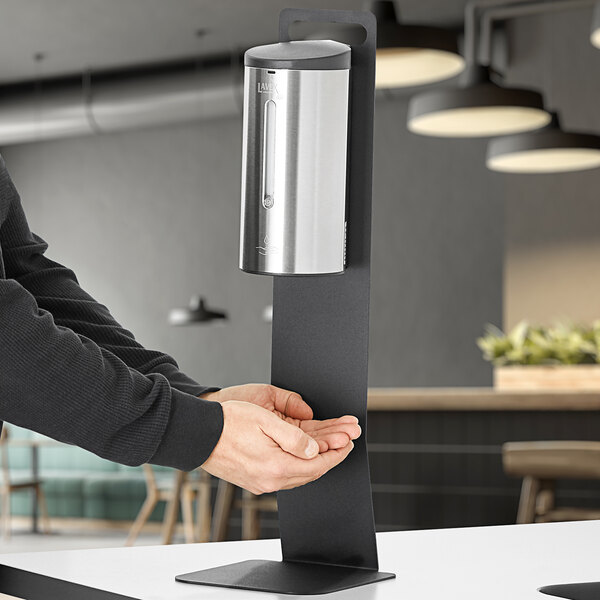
[
  {"left": 0, "top": 279, "right": 223, "bottom": 469},
  {"left": 11, "top": 254, "right": 214, "bottom": 393},
  {"left": 1, "top": 190, "right": 214, "bottom": 396}
]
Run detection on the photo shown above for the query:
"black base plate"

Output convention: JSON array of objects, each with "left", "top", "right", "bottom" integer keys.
[
  {"left": 176, "top": 559, "right": 395, "bottom": 595},
  {"left": 539, "top": 582, "right": 600, "bottom": 600}
]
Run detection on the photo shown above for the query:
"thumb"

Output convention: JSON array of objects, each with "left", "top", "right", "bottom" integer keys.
[{"left": 262, "top": 414, "right": 319, "bottom": 459}]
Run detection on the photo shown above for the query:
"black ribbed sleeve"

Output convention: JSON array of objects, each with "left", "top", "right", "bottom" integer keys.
[{"left": 0, "top": 155, "right": 223, "bottom": 470}]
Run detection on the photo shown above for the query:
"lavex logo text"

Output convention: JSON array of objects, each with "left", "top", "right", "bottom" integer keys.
[{"left": 257, "top": 82, "right": 278, "bottom": 95}]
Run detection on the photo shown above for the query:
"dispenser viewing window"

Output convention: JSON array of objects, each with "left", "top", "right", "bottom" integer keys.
[{"left": 239, "top": 40, "right": 351, "bottom": 276}]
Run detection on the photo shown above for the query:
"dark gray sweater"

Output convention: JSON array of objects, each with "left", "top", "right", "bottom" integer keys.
[{"left": 0, "top": 154, "right": 223, "bottom": 471}]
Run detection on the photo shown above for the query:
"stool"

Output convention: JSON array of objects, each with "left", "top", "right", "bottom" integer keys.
[
  {"left": 0, "top": 427, "right": 51, "bottom": 539},
  {"left": 502, "top": 441, "right": 600, "bottom": 524},
  {"left": 181, "top": 469, "right": 213, "bottom": 543},
  {"left": 211, "top": 480, "right": 278, "bottom": 541},
  {"left": 126, "top": 466, "right": 212, "bottom": 545}
]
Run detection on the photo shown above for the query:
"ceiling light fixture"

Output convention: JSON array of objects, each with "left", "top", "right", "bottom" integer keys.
[
  {"left": 406, "top": 1, "right": 561, "bottom": 138},
  {"left": 370, "top": 0, "right": 465, "bottom": 89},
  {"left": 407, "top": 64, "right": 551, "bottom": 137},
  {"left": 592, "top": 1, "right": 600, "bottom": 48},
  {"left": 486, "top": 113, "right": 600, "bottom": 173},
  {"left": 168, "top": 296, "right": 227, "bottom": 325}
]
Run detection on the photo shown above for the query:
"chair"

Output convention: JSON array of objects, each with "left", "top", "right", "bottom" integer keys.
[
  {"left": 211, "top": 480, "right": 278, "bottom": 542},
  {"left": 181, "top": 468, "right": 213, "bottom": 543},
  {"left": 0, "top": 427, "right": 51, "bottom": 539},
  {"left": 502, "top": 441, "right": 600, "bottom": 524},
  {"left": 126, "top": 465, "right": 212, "bottom": 545}
]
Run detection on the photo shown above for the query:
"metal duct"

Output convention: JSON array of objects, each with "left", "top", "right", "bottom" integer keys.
[{"left": 0, "top": 61, "right": 242, "bottom": 146}]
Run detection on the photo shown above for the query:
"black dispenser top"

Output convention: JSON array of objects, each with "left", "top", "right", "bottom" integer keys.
[{"left": 244, "top": 40, "right": 351, "bottom": 70}]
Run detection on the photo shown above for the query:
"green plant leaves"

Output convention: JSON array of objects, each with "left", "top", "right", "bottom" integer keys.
[{"left": 477, "top": 320, "right": 600, "bottom": 366}]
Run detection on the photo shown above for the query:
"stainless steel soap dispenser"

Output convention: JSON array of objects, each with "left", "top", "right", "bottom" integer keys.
[{"left": 239, "top": 40, "right": 351, "bottom": 275}]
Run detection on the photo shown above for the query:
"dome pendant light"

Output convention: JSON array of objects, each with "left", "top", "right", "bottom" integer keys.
[
  {"left": 407, "top": 64, "right": 552, "bottom": 137},
  {"left": 592, "top": 1, "right": 600, "bottom": 49},
  {"left": 168, "top": 296, "right": 228, "bottom": 325},
  {"left": 486, "top": 113, "right": 600, "bottom": 174},
  {"left": 371, "top": 0, "right": 465, "bottom": 89}
]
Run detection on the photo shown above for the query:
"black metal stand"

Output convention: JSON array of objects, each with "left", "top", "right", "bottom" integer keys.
[
  {"left": 177, "top": 7, "right": 395, "bottom": 595},
  {"left": 540, "top": 582, "right": 600, "bottom": 600},
  {"left": 176, "top": 560, "right": 392, "bottom": 596}
]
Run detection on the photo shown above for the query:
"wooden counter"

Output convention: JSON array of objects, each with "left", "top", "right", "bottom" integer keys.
[{"left": 367, "top": 387, "right": 600, "bottom": 411}]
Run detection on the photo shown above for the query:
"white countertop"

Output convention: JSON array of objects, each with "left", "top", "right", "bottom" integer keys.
[{"left": 1, "top": 521, "right": 599, "bottom": 599}]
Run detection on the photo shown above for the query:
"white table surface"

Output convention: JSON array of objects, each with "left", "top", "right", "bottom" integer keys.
[{"left": 0, "top": 521, "right": 598, "bottom": 599}]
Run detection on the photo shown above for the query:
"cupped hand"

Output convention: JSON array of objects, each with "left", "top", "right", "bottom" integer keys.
[
  {"left": 201, "top": 384, "right": 361, "bottom": 452},
  {"left": 201, "top": 400, "right": 354, "bottom": 494}
]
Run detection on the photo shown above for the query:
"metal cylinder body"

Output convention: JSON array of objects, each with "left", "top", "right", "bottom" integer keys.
[{"left": 240, "top": 41, "right": 350, "bottom": 275}]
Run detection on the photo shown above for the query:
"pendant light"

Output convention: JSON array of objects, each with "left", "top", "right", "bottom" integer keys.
[
  {"left": 407, "top": 64, "right": 552, "bottom": 137},
  {"left": 371, "top": 0, "right": 465, "bottom": 89},
  {"left": 486, "top": 113, "right": 600, "bottom": 173},
  {"left": 592, "top": 1, "right": 600, "bottom": 49},
  {"left": 168, "top": 296, "right": 227, "bottom": 325}
]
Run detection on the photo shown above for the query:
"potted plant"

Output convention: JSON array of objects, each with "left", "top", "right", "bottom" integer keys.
[{"left": 477, "top": 321, "right": 600, "bottom": 390}]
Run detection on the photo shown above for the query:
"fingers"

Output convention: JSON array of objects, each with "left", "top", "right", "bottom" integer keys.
[
  {"left": 311, "top": 431, "right": 354, "bottom": 451},
  {"left": 300, "top": 418, "right": 361, "bottom": 436},
  {"left": 293, "top": 415, "right": 359, "bottom": 430},
  {"left": 332, "top": 415, "right": 360, "bottom": 424},
  {"left": 204, "top": 401, "right": 357, "bottom": 496},
  {"left": 260, "top": 412, "right": 320, "bottom": 459},
  {"left": 270, "top": 386, "right": 313, "bottom": 421},
  {"left": 279, "top": 441, "right": 355, "bottom": 489},
  {"left": 298, "top": 415, "right": 359, "bottom": 427},
  {"left": 311, "top": 436, "right": 347, "bottom": 454},
  {"left": 300, "top": 419, "right": 362, "bottom": 446},
  {"left": 302, "top": 425, "right": 357, "bottom": 452}
]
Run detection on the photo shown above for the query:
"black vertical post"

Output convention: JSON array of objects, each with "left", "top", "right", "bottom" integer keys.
[
  {"left": 177, "top": 8, "right": 395, "bottom": 594},
  {"left": 273, "top": 7, "right": 380, "bottom": 571}
]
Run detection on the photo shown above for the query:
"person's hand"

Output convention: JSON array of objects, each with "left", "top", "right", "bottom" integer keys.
[
  {"left": 201, "top": 384, "right": 361, "bottom": 452},
  {"left": 201, "top": 400, "right": 354, "bottom": 494}
]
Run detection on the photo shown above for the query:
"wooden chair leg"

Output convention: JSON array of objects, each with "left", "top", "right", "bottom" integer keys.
[
  {"left": 535, "top": 480, "right": 556, "bottom": 521},
  {"left": 162, "top": 471, "right": 186, "bottom": 545},
  {"left": 181, "top": 486, "right": 196, "bottom": 544},
  {"left": 35, "top": 484, "right": 51, "bottom": 534},
  {"left": 125, "top": 492, "right": 158, "bottom": 546},
  {"left": 517, "top": 475, "right": 541, "bottom": 524},
  {"left": 196, "top": 471, "right": 212, "bottom": 543},
  {"left": 1, "top": 489, "right": 9, "bottom": 540},
  {"left": 211, "top": 480, "right": 236, "bottom": 542},
  {"left": 241, "top": 490, "right": 261, "bottom": 541}
]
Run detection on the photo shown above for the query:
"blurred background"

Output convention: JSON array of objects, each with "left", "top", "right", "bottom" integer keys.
[{"left": 0, "top": 0, "right": 600, "bottom": 555}]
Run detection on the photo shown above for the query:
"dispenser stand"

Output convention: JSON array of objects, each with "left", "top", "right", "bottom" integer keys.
[
  {"left": 539, "top": 582, "right": 600, "bottom": 599},
  {"left": 176, "top": 8, "right": 395, "bottom": 595}
]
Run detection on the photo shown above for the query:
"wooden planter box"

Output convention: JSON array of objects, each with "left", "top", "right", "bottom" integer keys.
[{"left": 495, "top": 365, "right": 600, "bottom": 391}]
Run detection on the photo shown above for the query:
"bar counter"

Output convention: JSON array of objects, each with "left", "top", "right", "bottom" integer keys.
[
  {"left": 363, "top": 387, "right": 600, "bottom": 533},
  {"left": 367, "top": 387, "right": 600, "bottom": 411}
]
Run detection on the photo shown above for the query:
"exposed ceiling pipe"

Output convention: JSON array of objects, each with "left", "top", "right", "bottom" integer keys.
[{"left": 0, "top": 59, "right": 242, "bottom": 146}]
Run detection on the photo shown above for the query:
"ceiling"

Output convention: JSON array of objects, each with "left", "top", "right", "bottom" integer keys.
[{"left": 0, "top": 0, "right": 469, "bottom": 84}]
